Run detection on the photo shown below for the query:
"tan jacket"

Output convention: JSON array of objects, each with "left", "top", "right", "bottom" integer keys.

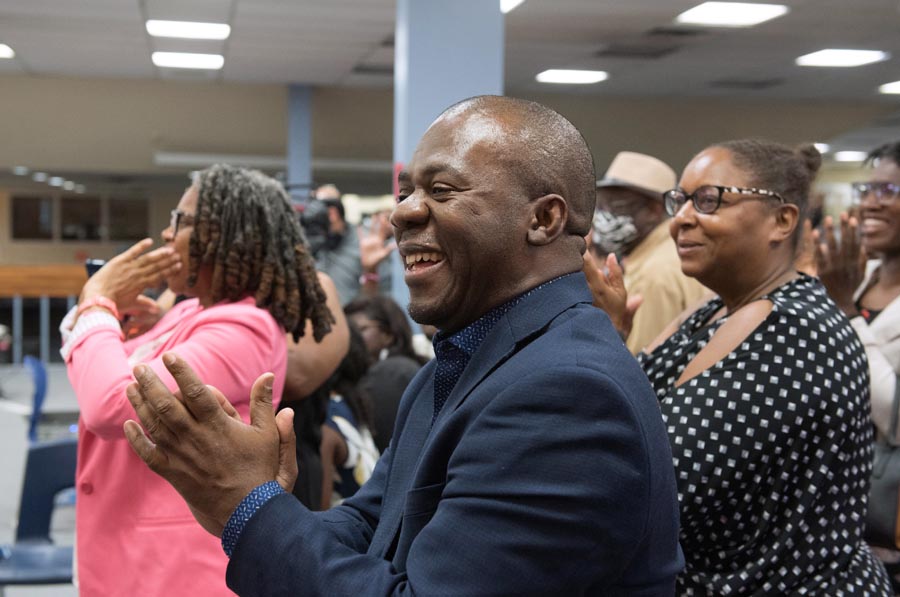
[{"left": 623, "top": 222, "right": 709, "bottom": 354}]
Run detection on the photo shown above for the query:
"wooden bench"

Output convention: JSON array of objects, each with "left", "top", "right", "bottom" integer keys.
[{"left": 0, "top": 266, "right": 87, "bottom": 299}]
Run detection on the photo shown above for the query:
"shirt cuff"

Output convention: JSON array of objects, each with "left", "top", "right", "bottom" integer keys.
[
  {"left": 59, "top": 306, "right": 122, "bottom": 362},
  {"left": 221, "top": 481, "right": 285, "bottom": 557}
]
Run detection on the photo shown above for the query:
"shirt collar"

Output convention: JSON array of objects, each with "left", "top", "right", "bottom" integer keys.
[{"left": 433, "top": 275, "right": 565, "bottom": 358}]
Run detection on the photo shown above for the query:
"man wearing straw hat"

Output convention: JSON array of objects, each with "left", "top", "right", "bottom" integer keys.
[{"left": 592, "top": 151, "right": 708, "bottom": 354}]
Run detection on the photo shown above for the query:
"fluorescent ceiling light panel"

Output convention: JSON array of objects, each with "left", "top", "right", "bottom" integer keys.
[
  {"left": 32, "top": 172, "right": 47, "bottom": 182},
  {"left": 879, "top": 81, "right": 900, "bottom": 94},
  {"left": 796, "top": 49, "right": 888, "bottom": 67},
  {"left": 834, "top": 151, "right": 868, "bottom": 162},
  {"left": 536, "top": 69, "right": 608, "bottom": 84},
  {"left": 146, "top": 20, "right": 230, "bottom": 40},
  {"left": 813, "top": 143, "right": 830, "bottom": 153},
  {"left": 48, "top": 176, "right": 64, "bottom": 187},
  {"left": 0, "top": 43, "right": 14, "bottom": 58},
  {"left": 675, "top": 2, "right": 788, "bottom": 27},
  {"left": 501, "top": 0, "right": 526, "bottom": 13},
  {"left": 151, "top": 52, "right": 224, "bottom": 70},
  {"left": 11, "top": 166, "right": 29, "bottom": 176},
  {"left": 62, "top": 181, "right": 75, "bottom": 191}
]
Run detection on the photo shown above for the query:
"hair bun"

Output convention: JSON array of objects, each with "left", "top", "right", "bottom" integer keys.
[{"left": 796, "top": 143, "right": 822, "bottom": 176}]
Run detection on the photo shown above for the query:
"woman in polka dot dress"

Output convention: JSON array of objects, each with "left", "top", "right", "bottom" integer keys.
[{"left": 588, "top": 139, "right": 892, "bottom": 594}]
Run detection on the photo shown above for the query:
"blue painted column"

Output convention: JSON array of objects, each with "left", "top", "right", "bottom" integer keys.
[
  {"left": 287, "top": 84, "right": 313, "bottom": 202},
  {"left": 391, "top": 0, "right": 505, "bottom": 306}
]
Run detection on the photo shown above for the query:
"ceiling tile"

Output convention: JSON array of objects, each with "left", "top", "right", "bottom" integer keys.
[{"left": 144, "top": 0, "right": 233, "bottom": 23}]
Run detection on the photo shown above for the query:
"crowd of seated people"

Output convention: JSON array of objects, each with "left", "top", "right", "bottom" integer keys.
[{"left": 52, "top": 95, "right": 900, "bottom": 595}]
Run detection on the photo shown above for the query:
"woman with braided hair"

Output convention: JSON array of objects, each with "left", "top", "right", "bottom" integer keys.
[{"left": 61, "top": 164, "right": 334, "bottom": 596}]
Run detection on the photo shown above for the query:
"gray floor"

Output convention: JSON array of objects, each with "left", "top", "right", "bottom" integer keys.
[{"left": 0, "top": 364, "right": 78, "bottom": 596}]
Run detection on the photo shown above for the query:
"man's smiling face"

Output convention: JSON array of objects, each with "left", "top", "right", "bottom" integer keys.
[{"left": 392, "top": 110, "right": 531, "bottom": 333}]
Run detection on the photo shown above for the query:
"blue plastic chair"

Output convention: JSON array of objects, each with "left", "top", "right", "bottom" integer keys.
[
  {"left": 23, "top": 356, "right": 48, "bottom": 444},
  {"left": 0, "top": 436, "right": 77, "bottom": 594}
]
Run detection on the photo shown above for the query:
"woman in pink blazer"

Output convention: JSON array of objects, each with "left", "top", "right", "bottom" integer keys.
[{"left": 61, "top": 165, "right": 334, "bottom": 596}]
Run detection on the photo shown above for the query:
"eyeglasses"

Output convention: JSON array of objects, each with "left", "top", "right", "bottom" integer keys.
[
  {"left": 664, "top": 185, "right": 785, "bottom": 216},
  {"left": 851, "top": 181, "right": 900, "bottom": 206},
  {"left": 169, "top": 209, "right": 195, "bottom": 236}
]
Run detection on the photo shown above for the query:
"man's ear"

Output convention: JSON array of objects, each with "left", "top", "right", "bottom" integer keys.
[
  {"left": 527, "top": 194, "right": 568, "bottom": 246},
  {"left": 769, "top": 202, "right": 800, "bottom": 244}
]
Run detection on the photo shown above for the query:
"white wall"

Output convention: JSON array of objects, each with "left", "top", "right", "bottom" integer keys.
[{"left": 0, "top": 74, "right": 895, "bottom": 265}]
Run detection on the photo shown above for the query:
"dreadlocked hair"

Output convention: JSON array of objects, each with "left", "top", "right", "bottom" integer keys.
[{"left": 187, "top": 164, "right": 334, "bottom": 342}]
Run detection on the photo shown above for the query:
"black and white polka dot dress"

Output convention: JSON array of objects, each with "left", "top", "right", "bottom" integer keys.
[{"left": 639, "top": 275, "right": 892, "bottom": 595}]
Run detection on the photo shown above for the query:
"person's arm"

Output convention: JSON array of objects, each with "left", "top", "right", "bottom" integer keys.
[
  {"left": 123, "top": 352, "right": 678, "bottom": 595},
  {"left": 121, "top": 288, "right": 178, "bottom": 340},
  {"left": 357, "top": 212, "right": 396, "bottom": 298},
  {"left": 70, "top": 306, "right": 282, "bottom": 439},
  {"left": 319, "top": 424, "right": 348, "bottom": 509},
  {"left": 228, "top": 368, "right": 677, "bottom": 595},
  {"left": 581, "top": 251, "right": 643, "bottom": 338},
  {"left": 815, "top": 213, "right": 867, "bottom": 318},
  {"left": 283, "top": 272, "right": 349, "bottom": 401},
  {"left": 77, "top": 238, "right": 181, "bottom": 322}
]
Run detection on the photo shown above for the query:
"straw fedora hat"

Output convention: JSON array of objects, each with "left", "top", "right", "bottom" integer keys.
[{"left": 595, "top": 151, "right": 676, "bottom": 197}]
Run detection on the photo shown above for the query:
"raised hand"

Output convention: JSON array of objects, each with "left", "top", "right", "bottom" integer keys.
[
  {"left": 358, "top": 212, "right": 397, "bottom": 273},
  {"left": 80, "top": 238, "right": 182, "bottom": 312},
  {"left": 582, "top": 251, "right": 643, "bottom": 339},
  {"left": 120, "top": 295, "right": 163, "bottom": 339},
  {"left": 814, "top": 213, "right": 866, "bottom": 317},
  {"left": 123, "top": 353, "right": 297, "bottom": 537}
]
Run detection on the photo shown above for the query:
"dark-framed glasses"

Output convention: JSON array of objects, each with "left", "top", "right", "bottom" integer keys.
[
  {"left": 169, "top": 209, "right": 195, "bottom": 236},
  {"left": 664, "top": 185, "right": 786, "bottom": 216},
  {"left": 851, "top": 181, "right": 900, "bottom": 206}
]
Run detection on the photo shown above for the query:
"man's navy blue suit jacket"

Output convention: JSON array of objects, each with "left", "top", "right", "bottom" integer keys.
[{"left": 227, "top": 273, "right": 684, "bottom": 595}]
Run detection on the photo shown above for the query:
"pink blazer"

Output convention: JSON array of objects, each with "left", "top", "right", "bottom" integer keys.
[{"left": 64, "top": 297, "right": 286, "bottom": 597}]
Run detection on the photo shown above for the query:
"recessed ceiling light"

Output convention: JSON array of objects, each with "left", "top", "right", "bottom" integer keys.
[
  {"left": 74, "top": 184, "right": 86, "bottom": 194},
  {"left": 501, "top": 0, "right": 526, "bottom": 13},
  {"left": 813, "top": 143, "right": 830, "bottom": 154},
  {"left": 48, "top": 176, "right": 64, "bottom": 187},
  {"left": 151, "top": 51, "right": 224, "bottom": 70},
  {"left": 536, "top": 69, "right": 608, "bottom": 84},
  {"left": 11, "top": 166, "right": 29, "bottom": 176},
  {"left": 879, "top": 80, "right": 900, "bottom": 94},
  {"left": 796, "top": 49, "right": 889, "bottom": 67},
  {"left": 63, "top": 181, "right": 76, "bottom": 191},
  {"left": 0, "top": 43, "right": 14, "bottom": 59},
  {"left": 675, "top": 2, "right": 788, "bottom": 27},
  {"left": 834, "top": 151, "right": 868, "bottom": 162},
  {"left": 146, "top": 20, "right": 231, "bottom": 40},
  {"left": 32, "top": 172, "right": 47, "bottom": 182}
]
